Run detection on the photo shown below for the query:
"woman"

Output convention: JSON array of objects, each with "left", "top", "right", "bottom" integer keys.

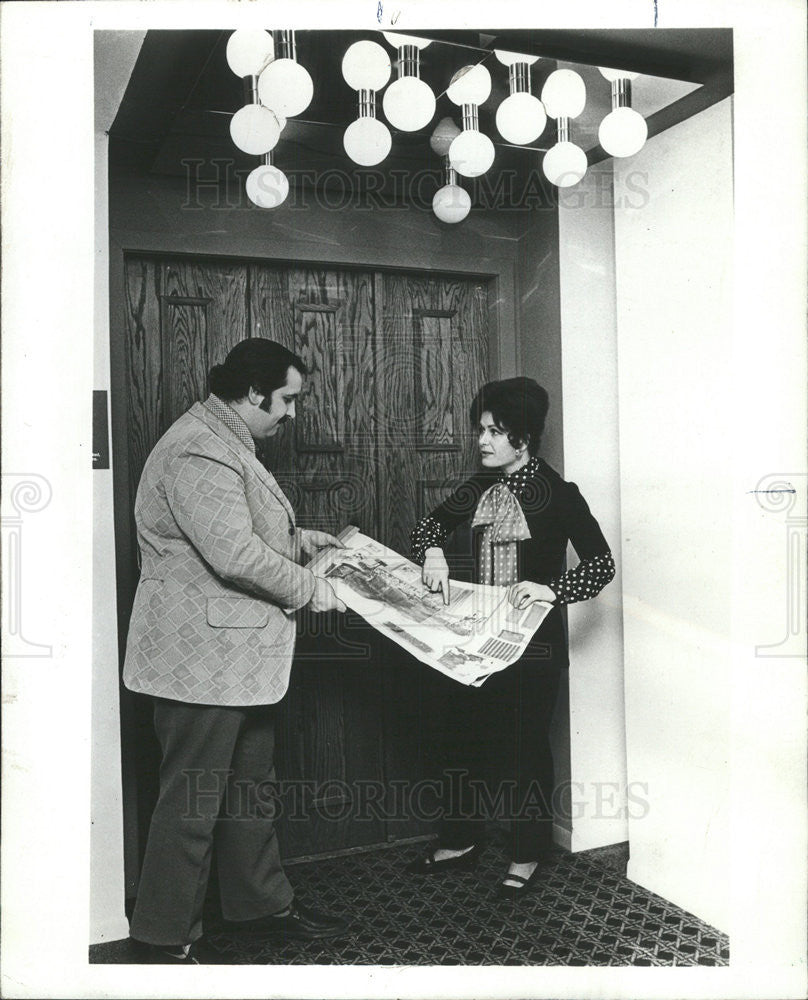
[{"left": 408, "top": 377, "right": 615, "bottom": 895}]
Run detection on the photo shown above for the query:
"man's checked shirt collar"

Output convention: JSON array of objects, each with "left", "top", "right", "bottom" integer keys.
[{"left": 203, "top": 394, "right": 256, "bottom": 454}]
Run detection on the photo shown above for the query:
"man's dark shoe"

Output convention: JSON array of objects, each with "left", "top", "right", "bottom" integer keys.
[{"left": 223, "top": 900, "right": 350, "bottom": 941}]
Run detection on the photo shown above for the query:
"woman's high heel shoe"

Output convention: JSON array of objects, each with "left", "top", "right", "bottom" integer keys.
[
  {"left": 406, "top": 844, "right": 481, "bottom": 875},
  {"left": 496, "top": 861, "right": 543, "bottom": 897}
]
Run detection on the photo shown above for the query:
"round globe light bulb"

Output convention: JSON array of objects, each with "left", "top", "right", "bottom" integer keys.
[
  {"left": 432, "top": 183, "right": 471, "bottom": 224},
  {"left": 226, "top": 29, "right": 274, "bottom": 78},
  {"left": 446, "top": 64, "right": 492, "bottom": 107},
  {"left": 342, "top": 40, "right": 392, "bottom": 91},
  {"left": 598, "top": 106, "right": 648, "bottom": 157},
  {"left": 229, "top": 104, "right": 281, "bottom": 155},
  {"left": 542, "top": 141, "right": 588, "bottom": 188},
  {"left": 258, "top": 58, "right": 314, "bottom": 117},
  {"left": 382, "top": 76, "right": 436, "bottom": 131},
  {"left": 494, "top": 49, "right": 539, "bottom": 67},
  {"left": 246, "top": 163, "right": 290, "bottom": 208},
  {"left": 381, "top": 31, "right": 432, "bottom": 51},
  {"left": 430, "top": 116, "right": 461, "bottom": 156},
  {"left": 343, "top": 117, "right": 392, "bottom": 166},
  {"left": 448, "top": 129, "right": 495, "bottom": 178},
  {"left": 598, "top": 66, "right": 639, "bottom": 82},
  {"left": 541, "top": 69, "right": 586, "bottom": 119},
  {"left": 495, "top": 92, "right": 547, "bottom": 145}
]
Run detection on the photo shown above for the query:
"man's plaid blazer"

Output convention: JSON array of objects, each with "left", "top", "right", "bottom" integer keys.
[{"left": 123, "top": 397, "right": 315, "bottom": 706}]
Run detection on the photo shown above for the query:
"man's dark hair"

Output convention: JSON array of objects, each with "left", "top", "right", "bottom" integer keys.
[
  {"left": 208, "top": 338, "right": 308, "bottom": 402},
  {"left": 468, "top": 377, "right": 550, "bottom": 457}
]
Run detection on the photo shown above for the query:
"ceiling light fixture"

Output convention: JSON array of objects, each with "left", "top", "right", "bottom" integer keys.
[
  {"left": 429, "top": 116, "right": 461, "bottom": 157},
  {"left": 381, "top": 32, "right": 436, "bottom": 132},
  {"left": 433, "top": 161, "right": 472, "bottom": 224},
  {"left": 342, "top": 39, "right": 392, "bottom": 91},
  {"left": 597, "top": 68, "right": 648, "bottom": 158},
  {"left": 446, "top": 64, "right": 495, "bottom": 178},
  {"left": 540, "top": 68, "right": 588, "bottom": 188},
  {"left": 246, "top": 152, "right": 290, "bottom": 209},
  {"left": 229, "top": 73, "right": 283, "bottom": 156},
  {"left": 226, "top": 29, "right": 275, "bottom": 78},
  {"left": 429, "top": 118, "right": 470, "bottom": 223},
  {"left": 494, "top": 50, "right": 546, "bottom": 146},
  {"left": 258, "top": 30, "right": 313, "bottom": 118},
  {"left": 341, "top": 40, "right": 393, "bottom": 166},
  {"left": 343, "top": 96, "right": 392, "bottom": 166}
]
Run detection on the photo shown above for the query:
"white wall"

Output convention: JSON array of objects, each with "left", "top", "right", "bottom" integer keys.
[
  {"left": 91, "top": 130, "right": 129, "bottom": 946},
  {"left": 729, "top": 8, "right": 807, "bottom": 972},
  {"left": 91, "top": 30, "right": 146, "bottom": 945},
  {"left": 557, "top": 162, "right": 628, "bottom": 852},
  {"left": 614, "top": 99, "right": 734, "bottom": 931}
]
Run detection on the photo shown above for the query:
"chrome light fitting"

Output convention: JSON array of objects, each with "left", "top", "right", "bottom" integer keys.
[
  {"left": 446, "top": 63, "right": 495, "bottom": 178},
  {"left": 258, "top": 30, "right": 314, "bottom": 118},
  {"left": 246, "top": 151, "right": 290, "bottom": 209},
  {"left": 494, "top": 50, "right": 546, "bottom": 146},
  {"left": 381, "top": 31, "right": 436, "bottom": 132},
  {"left": 430, "top": 118, "right": 470, "bottom": 223},
  {"left": 341, "top": 40, "right": 393, "bottom": 166},
  {"left": 226, "top": 29, "right": 313, "bottom": 209},
  {"left": 598, "top": 68, "right": 647, "bottom": 158},
  {"left": 540, "top": 68, "right": 588, "bottom": 188},
  {"left": 226, "top": 29, "right": 282, "bottom": 155}
]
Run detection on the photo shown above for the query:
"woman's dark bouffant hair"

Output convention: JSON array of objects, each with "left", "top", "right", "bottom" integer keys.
[
  {"left": 469, "top": 377, "right": 549, "bottom": 457},
  {"left": 208, "top": 338, "right": 308, "bottom": 401}
]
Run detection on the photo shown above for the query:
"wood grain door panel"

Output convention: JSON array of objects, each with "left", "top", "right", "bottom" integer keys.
[
  {"left": 376, "top": 272, "right": 490, "bottom": 841},
  {"left": 248, "top": 263, "right": 386, "bottom": 856},
  {"left": 120, "top": 253, "right": 489, "bottom": 870}
]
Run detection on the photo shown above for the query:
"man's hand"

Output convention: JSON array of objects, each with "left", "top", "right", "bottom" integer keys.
[
  {"left": 422, "top": 547, "right": 450, "bottom": 605},
  {"left": 507, "top": 581, "right": 556, "bottom": 610},
  {"left": 300, "top": 529, "right": 345, "bottom": 560},
  {"left": 308, "top": 577, "right": 346, "bottom": 613}
]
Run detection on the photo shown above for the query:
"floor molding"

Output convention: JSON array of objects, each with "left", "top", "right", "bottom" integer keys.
[{"left": 552, "top": 823, "right": 573, "bottom": 852}]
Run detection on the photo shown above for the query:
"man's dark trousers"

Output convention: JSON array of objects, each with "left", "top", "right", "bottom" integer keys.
[{"left": 129, "top": 698, "right": 293, "bottom": 946}]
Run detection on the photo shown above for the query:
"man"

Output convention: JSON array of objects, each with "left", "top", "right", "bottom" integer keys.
[{"left": 123, "top": 338, "right": 348, "bottom": 963}]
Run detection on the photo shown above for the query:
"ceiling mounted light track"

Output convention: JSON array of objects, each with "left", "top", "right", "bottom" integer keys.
[{"left": 225, "top": 32, "right": 664, "bottom": 218}]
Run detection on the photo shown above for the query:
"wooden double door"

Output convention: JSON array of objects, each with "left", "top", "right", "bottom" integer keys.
[{"left": 119, "top": 253, "right": 490, "bottom": 876}]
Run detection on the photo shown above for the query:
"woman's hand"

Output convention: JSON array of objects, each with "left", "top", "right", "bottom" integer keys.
[
  {"left": 507, "top": 580, "right": 556, "bottom": 610},
  {"left": 423, "top": 547, "right": 450, "bottom": 605},
  {"left": 300, "top": 529, "right": 345, "bottom": 559}
]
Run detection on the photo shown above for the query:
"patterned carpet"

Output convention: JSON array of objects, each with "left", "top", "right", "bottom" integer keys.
[{"left": 90, "top": 836, "right": 729, "bottom": 966}]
